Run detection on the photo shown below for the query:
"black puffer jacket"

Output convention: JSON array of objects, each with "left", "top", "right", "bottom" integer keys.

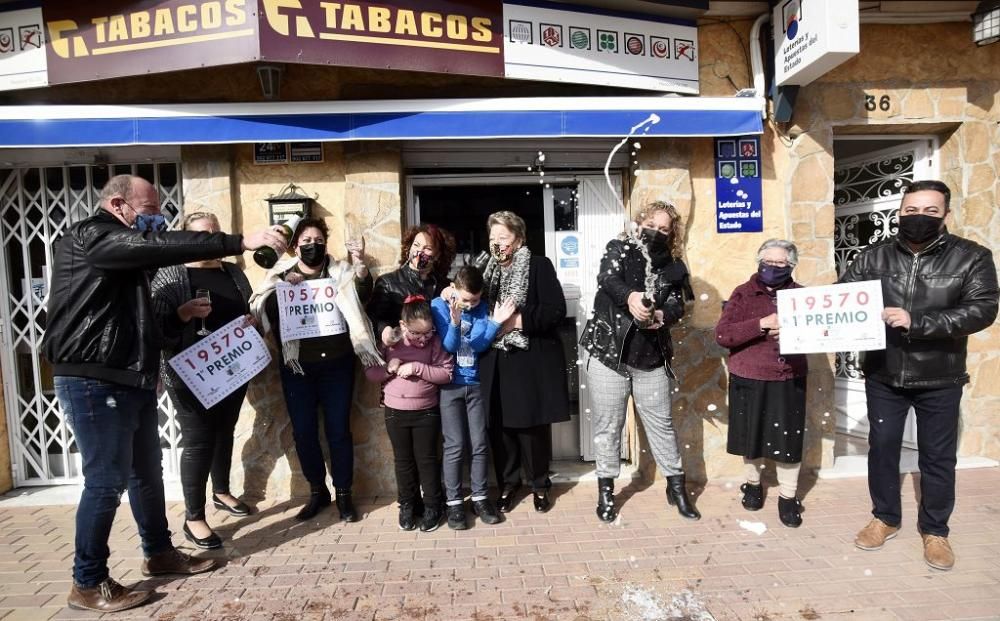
[
  {"left": 42, "top": 211, "right": 245, "bottom": 390},
  {"left": 579, "top": 237, "right": 693, "bottom": 377},
  {"left": 839, "top": 231, "right": 998, "bottom": 388},
  {"left": 367, "top": 265, "right": 443, "bottom": 336}
]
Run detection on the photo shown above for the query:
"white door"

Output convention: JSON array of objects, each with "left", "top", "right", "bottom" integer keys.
[
  {"left": 573, "top": 175, "right": 629, "bottom": 462},
  {"left": 0, "top": 162, "right": 185, "bottom": 485},
  {"left": 833, "top": 139, "right": 935, "bottom": 449}
]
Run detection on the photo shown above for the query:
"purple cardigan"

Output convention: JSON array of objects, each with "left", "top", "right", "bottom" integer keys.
[{"left": 715, "top": 275, "right": 808, "bottom": 381}]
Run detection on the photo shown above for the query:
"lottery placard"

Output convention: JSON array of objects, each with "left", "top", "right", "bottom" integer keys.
[
  {"left": 276, "top": 278, "right": 348, "bottom": 342},
  {"left": 776, "top": 280, "right": 886, "bottom": 354},
  {"left": 168, "top": 316, "right": 272, "bottom": 409}
]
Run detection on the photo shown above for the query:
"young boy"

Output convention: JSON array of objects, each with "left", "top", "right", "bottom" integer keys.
[{"left": 430, "top": 265, "right": 516, "bottom": 529}]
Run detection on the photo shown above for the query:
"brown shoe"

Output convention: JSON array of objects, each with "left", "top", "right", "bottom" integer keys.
[
  {"left": 67, "top": 578, "right": 151, "bottom": 612},
  {"left": 140, "top": 548, "right": 217, "bottom": 577},
  {"left": 854, "top": 518, "right": 899, "bottom": 551},
  {"left": 922, "top": 534, "right": 955, "bottom": 571}
]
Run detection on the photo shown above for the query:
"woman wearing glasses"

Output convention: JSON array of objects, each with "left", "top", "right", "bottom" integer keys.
[
  {"left": 715, "top": 239, "right": 808, "bottom": 527},
  {"left": 250, "top": 218, "right": 382, "bottom": 523},
  {"left": 151, "top": 212, "right": 254, "bottom": 549}
]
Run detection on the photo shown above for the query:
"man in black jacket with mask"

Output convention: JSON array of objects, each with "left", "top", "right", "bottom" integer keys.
[
  {"left": 43, "top": 175, "right": 287, "bottom": 612},
  {"left": 840, "top": 180, "right": 998, "bottom": 571}
]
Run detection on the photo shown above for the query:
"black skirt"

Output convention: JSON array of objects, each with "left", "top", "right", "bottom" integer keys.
[{"left": 726, "top": 374, "right": 807, "bottom": 463}]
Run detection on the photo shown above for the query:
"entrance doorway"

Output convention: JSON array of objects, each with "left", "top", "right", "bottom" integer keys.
[
  {"left": 408, "top": 173, "right": 627, "bottom": 464},
  {"left": 830, "top": 136, "right": 936, "bottom": 469}
]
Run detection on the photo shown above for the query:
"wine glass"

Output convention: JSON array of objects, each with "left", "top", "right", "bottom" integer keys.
[
  {"left": 195, "top": 288, "right": 212, "bottom": 336},
  {"left": 345, "top": 220, "right": 364, "bottom": 257}
]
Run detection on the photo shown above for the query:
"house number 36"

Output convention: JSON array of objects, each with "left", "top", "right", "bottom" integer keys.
[{"left": 865, "top": 94, "right": 891, "bottom": 111}]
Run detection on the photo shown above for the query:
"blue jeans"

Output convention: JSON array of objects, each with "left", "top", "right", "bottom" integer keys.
[
  {"left": 279, "top": 354, "right": 355, "bottom": 490},
  {"left": 55, "top": 376, "right": 173, "bottom": 587},
  {"left": 440, "top": 384, "right": 489, "bottom": 503}
]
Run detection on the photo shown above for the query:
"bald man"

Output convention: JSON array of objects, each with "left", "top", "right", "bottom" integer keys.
[{"left": 43, "top": 174, "right": 287, "bottom": 612}]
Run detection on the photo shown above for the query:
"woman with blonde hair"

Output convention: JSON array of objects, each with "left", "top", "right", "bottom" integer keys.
[
  {"left": 580, "top": 201, "right": 699, "bottom": 523},
  {"left": 151, "top": 211, "right": 255, "bottom": 549}
]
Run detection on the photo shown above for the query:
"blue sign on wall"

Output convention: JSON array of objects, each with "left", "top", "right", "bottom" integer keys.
[{"left": 715, "top": 136, "right": 763, "bottom": 233}]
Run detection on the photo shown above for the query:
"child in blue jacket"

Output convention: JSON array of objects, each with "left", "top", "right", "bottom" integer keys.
[{"left": 430, "top": 265, "right": 515, "bottom": 529}]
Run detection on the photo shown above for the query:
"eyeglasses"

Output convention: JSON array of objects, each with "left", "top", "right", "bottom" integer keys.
[
  {"left": 760, "top": 260, "right": 790, "bottom": 268},
  {"left": 403, "top": 326, "right": 436, "bottom": 340}
]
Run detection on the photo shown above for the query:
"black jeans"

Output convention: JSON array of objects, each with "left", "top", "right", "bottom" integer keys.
[
  {"left": 865, "top": 378, "right": 964, "bottom": 537},
  {"left": 168, "top": 384, "right": 245, "bottom": 521},
  {"left": 384, "top": 407, "right": 442, "bottom": 506},
  {"left": 488, "top": 378, "right": 551, "bottom": 490}
]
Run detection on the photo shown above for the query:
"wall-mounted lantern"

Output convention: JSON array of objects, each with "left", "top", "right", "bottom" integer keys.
[
  {"left": 265, "top": 183, "right": 314, "bottom": 228},
  {"left": 257, "top": 63, "right": 284, "bottom": 100},
  {"left": 973, "top": 0, "right": 1000, "bottom": 46}
]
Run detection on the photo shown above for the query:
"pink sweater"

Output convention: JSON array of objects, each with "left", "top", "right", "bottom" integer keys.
[{"left": 364, "top": 337, "right": 454, "bottom": 411}]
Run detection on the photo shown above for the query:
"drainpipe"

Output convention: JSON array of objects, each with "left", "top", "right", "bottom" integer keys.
[{"left": 749, "top": 12, "right": 770, "bottom": 119}]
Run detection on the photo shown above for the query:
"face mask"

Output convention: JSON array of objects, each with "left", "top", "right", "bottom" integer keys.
[
  {"left": 758, "top": 263, "right": 794, "bottom": 287},
  {"left": 491, "top": 243, "right": 512, "bottom": 263},
  {"left": 121, "top": 201, "right": 167, "bottom": 233},
  {"left": 298, "top": 243, "right": 326, "bottom": 268},
  {"left": 898, "top": 214, "right": 944, "bottom": 245},
  {"left": 640, "top": 227, "right": 669, "bottom": 249},
  {"left": 411, "top": 251, "right": 433, "bottom": 271}
]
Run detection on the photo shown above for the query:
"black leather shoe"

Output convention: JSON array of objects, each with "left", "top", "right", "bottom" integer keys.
[
  {"left": 666, "top": 474, "right": 701, "bottom": 520},
  {"left": 183, "top": 521, "right": 222, "bottom": 550},
  {"left": 295, "top": 485, "right": 331, "bottom": 521},
  {"left": 212, "top": 494, "right": 251, "bottom": 517},
  {"left": 496, "top": 483, "right": 521, "bottom": 513},
  {"left": 740, "top": 482, "right": 765, "bottom": 511},
  {"left": 446, "top": 504, "right": 467, "bottom": 530},
  {"left": 532, "top": 490, "right": 551, "bottom": 513},
  {"left": 472, "top": 499, "right": 503, "bottom": 525},
  {"left": 596, "top": 477, "right": 617, "bottom": 523},
  {"left": 778, "top": 496, "right": 803, "bottom": 528},
  {"left": 335, "top": 490, "right": 359, "bottom": 522}
]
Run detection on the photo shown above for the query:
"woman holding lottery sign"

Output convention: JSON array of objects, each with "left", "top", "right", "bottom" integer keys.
[
  {"left": 152, "top": 212, "right": 255, "bottom": 550},
  {"left": 249, "top": 218, "right": 383, "bottom": 523},
  {"left": 715, "top": 239, "right": 808, "bottom": 528}
]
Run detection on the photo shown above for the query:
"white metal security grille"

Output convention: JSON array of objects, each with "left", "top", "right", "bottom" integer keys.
[{"left": 0, "top": 162, "right": 184, "bottom": 486}]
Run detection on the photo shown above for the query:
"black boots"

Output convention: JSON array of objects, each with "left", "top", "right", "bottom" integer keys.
[
  {"left": 295, "top": 484, "right": 331, "bottom": 521},
  {"left": 666, "top": 474, "right": 701, "bottom": 520},
  {"left": 335, "top": 489, "right": 359, "bottom": 522},
  {"left": 740, "top": 482, "right": 764, "bottom": 511},
  {"left": 778, "top": 496, "right": 803, "bottom": 528},
  {"left": 596, "top": 477, "right": 617, "bottom": 523}
]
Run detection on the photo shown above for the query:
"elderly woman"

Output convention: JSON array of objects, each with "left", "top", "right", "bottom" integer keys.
[
  {"left": 151, "top": 212, "right": 254, "bottom": 549},
  {"left": 368, "top": 224, "right": 456, "bottom": 346},
  {"left": 580, "top": 201, "right": 699, "bottom": 523},
  {"left": 715, "top": 239, "right": 808, "bottom": 527},
  {"left": 480, "top": 211, "right": 569, "bottom": 513},
  {"left": 251, "top": 218, "right": 382, "bottom": 522}
]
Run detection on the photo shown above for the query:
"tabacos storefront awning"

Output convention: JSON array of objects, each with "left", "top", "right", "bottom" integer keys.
[{"left": 0, "top": 96, "right": 764, "bottom": 148}]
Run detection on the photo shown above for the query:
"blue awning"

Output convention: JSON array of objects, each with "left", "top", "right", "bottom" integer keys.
[{"left": 0, "top": 96, "right": 764, "bottom": 148}]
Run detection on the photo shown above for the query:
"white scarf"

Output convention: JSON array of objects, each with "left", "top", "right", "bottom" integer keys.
[{"left": 249, "top": 256, "right": 384, "bottom": 374}]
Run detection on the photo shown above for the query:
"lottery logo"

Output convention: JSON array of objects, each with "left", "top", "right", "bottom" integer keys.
[
  {"left": 625, "top": 33, "right": 643, "bottom": 55},
  {"left": 541, "top": 24, "right": 562, "bottom": 47},
  {"left": 569, "top": 27, "right": 591, "bottom": 50},
  {"left": 650, "top": 37, "right": 669, "bottom": 58},
  {"left": 509, "top": 20, "right": 532, "bottom": 44},
  {"left": 0, "top": 29, "right": 13, "bottom": 54}
]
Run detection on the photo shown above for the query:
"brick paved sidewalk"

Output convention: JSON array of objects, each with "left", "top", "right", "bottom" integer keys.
[{"left": 0, "top": 468, "right": 998, "bottom": 621}]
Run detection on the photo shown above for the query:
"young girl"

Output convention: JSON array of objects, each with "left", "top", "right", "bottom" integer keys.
[{"left": 365, "top": 295, "right": 454, "bottom": 532}]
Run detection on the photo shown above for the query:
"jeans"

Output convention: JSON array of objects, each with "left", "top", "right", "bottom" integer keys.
[
  {"left": 440, "top": 384, "right": 489, "bottom": 503},
  {"left": 384, "top": 407, "right": 442, "bottom": 506},
  {"left": 279, "top": 354, "right": 356, "bottom": 491},
  {"left": 55, "top": 376, "right": 173, "bottom": 587},
  {"left": 168, "top": 384, "right": 245, "bottom": 520},
  {"left": 865, "top": 378, "right": 964, "bottom": 537}
]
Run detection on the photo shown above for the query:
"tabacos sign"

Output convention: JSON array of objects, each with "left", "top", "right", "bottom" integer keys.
[
  {"left": 43, "top": 0, "right": 259, "bottom": 84},
  {"left": 259, "top": 0, "right": 503, "bottom": 77},
  {"left": 773, "top": 0, "right": 859, "bottom": 86}
]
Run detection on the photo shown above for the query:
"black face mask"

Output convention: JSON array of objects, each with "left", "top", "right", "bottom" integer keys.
[
  {"left": 640, "top": 228, "right": 671, "bottom": 268},
  {"left": 758, "top": 263, "right": 794, "bottom": 287},
  {"left": 299, "top": 243, "right": 327, "bottom": 268},
  {"left": 898, "top": 214, "right": 944, "bottom": 245},
  {"left": 412, "top": 251, "right": 434, "bottom": 270}
]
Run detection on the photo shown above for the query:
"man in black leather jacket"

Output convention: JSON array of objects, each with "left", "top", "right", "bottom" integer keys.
[
  {"left": 43, "top": 175, "right": 286, "bottom": 612},
  {"left": 840, "top": 180, "right": 998, "bottom": 572}
]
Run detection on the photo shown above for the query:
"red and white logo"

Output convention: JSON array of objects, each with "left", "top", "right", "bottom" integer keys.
[
  {"left": 650, "top": 37, "right": 669, "bottom": 58},
  {"left": 541, "top": 24, "right": 562, "bottom": 47}
]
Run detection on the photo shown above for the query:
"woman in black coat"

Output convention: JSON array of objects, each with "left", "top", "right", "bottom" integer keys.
[{"left": 480, "top": 211, "right": 570, "bottom": 513}]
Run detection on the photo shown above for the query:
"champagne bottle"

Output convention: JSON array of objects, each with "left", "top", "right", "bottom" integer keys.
[
  {"left": 253, "top": 215, "right": 301, "bottom": 269},
  {"left": 637, "top": 295, "right": 654, "bottom": 328}
]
